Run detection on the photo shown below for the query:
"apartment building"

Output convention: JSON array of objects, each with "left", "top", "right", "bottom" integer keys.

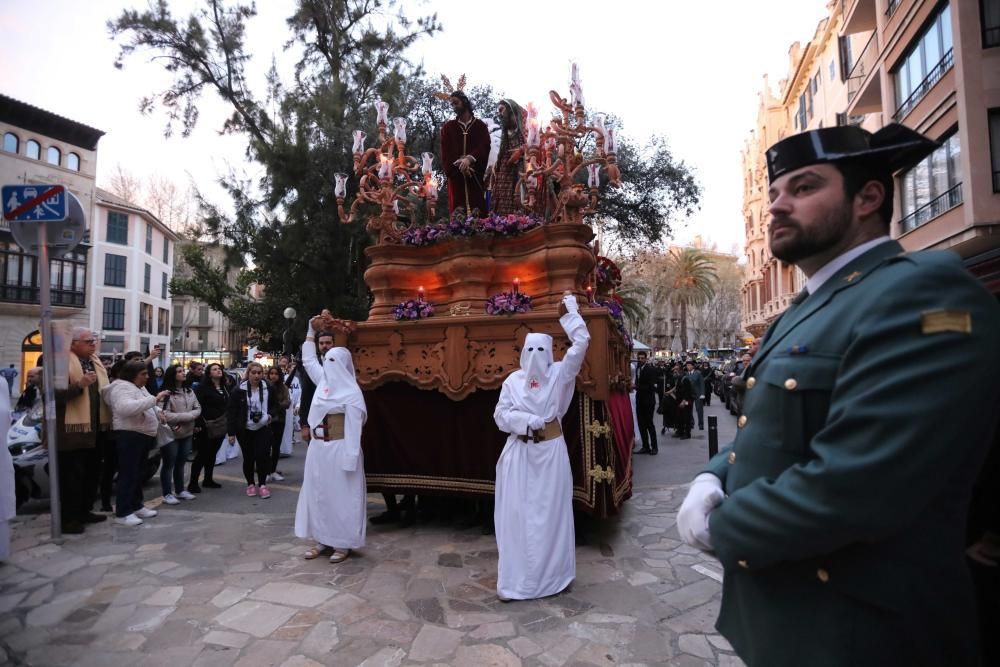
[
  {"left": 89, "top": 188, "right": 180, "bottom": 358},
  {"left": 841, "top": 0, "right": 1000, "bottom": 288},
  {"left": 742, "top": 0, "right": 1000, "bottom": 336},
  {"left": 169, "top": 242, "right": 247, "bottom": 369},
  {"left": 0, "top": 95, "right": 103, "bottom": 386}
]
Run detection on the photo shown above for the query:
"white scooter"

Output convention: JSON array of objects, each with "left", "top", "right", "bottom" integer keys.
[
  {"left": 7, "top": 408, "right": 48, "bottom": 508},
  {"left": 7, "top": 405, "right": 162, "bottom": 508}
]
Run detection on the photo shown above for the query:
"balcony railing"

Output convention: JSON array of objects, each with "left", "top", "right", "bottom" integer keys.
[
  {"left": 894, "top": 49, "right": 953, "bottom": 121},
  {"left": 899, "top": 183, "right": 963, "bottom": 233},
  {"left": 886, "top": 0, "right": 901, "bottom": 18},
  {"left": 986, "top": 26, "right": 1000, "bottom": 49},
  {"left": 0, "top": 284, "right": 85, "bottom": 307},
  {"left": 847, "top": 31, "right": 878, "bottom": 103}
]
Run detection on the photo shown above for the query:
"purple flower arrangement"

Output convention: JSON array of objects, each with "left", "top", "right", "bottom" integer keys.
[
  {"left": 400, "top": 213, "right": 543, "bottom": 246},
  {"left": 480, "top": 213, "right": 542, "bottom": 236},
  {"left": 485, "top": 291, "right": 532, "bottom": 316},
  {"left": 392, "top": 299, "right": 435, "bottom": 321},
  {"left": 400, "top": 224, "right": 449, "bottom": 246},
  {"left": 596, "top": 297, "right": 632, "bottom": 345}
]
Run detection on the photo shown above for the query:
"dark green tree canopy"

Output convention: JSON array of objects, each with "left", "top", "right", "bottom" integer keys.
[{"left": 110, "top": 0, "right": 699, "bottom": 350}]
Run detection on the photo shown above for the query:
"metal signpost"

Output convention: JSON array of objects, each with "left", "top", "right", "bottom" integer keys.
[{"left": 3, "top": 184, "right": 85, "bottom": 541}]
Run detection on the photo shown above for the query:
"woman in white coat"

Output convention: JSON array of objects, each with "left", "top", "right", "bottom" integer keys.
[
  {"left": 493, "top": 293, "right": 590, "bottom": 600},
  {"left": 296, "top": 314, "right": 367, "bottom": 563}
]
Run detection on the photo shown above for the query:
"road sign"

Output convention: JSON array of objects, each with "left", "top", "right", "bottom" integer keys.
[
  {"left": 2, "top": 184, "right": 68, "bottom": 222},
  {"left": 8, "top": 189, "right": 85, "bottom": 259},
  {"left": 254, "top": 352, "right": 265, "bottom": 359}
]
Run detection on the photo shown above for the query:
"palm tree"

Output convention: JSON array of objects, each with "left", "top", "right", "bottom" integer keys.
[
  {"left": 613, "top": 281, "right": 651, "bottom": 337},
  {"left": 657, "top": 248, "right": 718, "bottom": 351}
]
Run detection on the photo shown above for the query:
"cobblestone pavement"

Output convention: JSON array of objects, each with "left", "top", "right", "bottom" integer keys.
[{"left": 0, "top": 480, "right": 745, "bottom": 667}]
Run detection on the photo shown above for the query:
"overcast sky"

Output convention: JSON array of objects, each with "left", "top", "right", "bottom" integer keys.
[{"left": 1, "top": 0, "right": 831, "bottom": 253}]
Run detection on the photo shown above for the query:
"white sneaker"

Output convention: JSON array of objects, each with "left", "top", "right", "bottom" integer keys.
[
  {"left": 115, "top": 513, "right": 143, "bottom": 526},
  {"left": 177, "top": 490, "right": 196, "bottom": 500},
  {"left": 136, "top": 507, "right": 158, "bottom": 519},
  {"left": 270, "top": 471, "right": 285, "bottom": 482},
  {"left": 162, "top": 494, "right": 180, "bottom": 505}
]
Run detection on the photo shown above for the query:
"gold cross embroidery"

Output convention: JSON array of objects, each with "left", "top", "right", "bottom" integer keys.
[{"left": 844, "top": 271, "right": 862, "bottom": 283}]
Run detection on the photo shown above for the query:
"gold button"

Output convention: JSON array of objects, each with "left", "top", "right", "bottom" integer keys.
[
  {"left": 738, "top": 560, "right": 749, "bottom": 569},
  {"left": 816, "top": 568, "right": 830, "bottom": 583},
  {"left": 784, "top": 378, "right": 798, "bottom": 390},
  {"left": 737, "top": 415, "right": 748, "bottom": 428},
  {"left": 746, "top": 377, "right": 756, "bottom": 389},
  {"left": 728, "top": 451, "right": 736, "bottom": 464}
]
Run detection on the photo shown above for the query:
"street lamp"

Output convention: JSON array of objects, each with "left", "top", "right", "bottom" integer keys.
[{"left": 282, "top": 307, "right": 297, "bottom": 354}]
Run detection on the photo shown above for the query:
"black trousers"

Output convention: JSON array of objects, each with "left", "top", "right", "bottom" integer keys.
[
  {"left": 239, "top": 429, "right": 270, "bottom": 486},
  {"left": 704, "top": 382, "right": 712, "bottom": 406},
  {"left": 268, "top": 421, "right": 284, "bottom": 474},
  {"left": 636, "top": 400, "right": 658, "bottom": 451},
  {"left": 56, "top": 448, "right": 93, "bottom": 524},
  {"left": 190, "top": 429, "right": 224, "bottom": 484},
  {"left": 114, "top": 431, "right": 151, "bottom": 518},
  {"left": 98, "top": 433, "right": 117, "bottom": 509}
]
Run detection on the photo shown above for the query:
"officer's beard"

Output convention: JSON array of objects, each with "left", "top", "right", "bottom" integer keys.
[{"left": 769, "top": 199, "right": 853, "bottom": 265}]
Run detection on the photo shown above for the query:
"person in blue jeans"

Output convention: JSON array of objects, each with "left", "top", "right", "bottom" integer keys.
[{"left": 158, "top": 364, "right": 202, "bottom": 505}]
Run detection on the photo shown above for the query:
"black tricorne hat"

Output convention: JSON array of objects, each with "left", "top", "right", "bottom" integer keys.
[{"left": 766, "top": 123, "right": 939, "bottom": 183}]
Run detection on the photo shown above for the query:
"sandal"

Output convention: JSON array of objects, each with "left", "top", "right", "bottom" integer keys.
[
  {"left": 329, "top": 549, "right": 351, "bottom": 563},
  {"left": 303, "top": 545, "right": 331, "bottom": 560}
]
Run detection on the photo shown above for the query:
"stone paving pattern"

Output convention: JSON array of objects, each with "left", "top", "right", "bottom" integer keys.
[{"left": 0, "top": 484, "right": 746, "bottom": 667}]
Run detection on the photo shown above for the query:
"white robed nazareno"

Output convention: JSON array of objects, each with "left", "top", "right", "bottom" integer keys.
[
  {"left": 1, "top": 378, "right": 16, "bottom": 561},
  {"left": 494, "top": 295, "right": 590, "bottom": 600},
  {"left": 280, "top": 373, "right": 300, "bottom": 455},
  {"left": 295, "top": 336, "right": 367, "bottom": 550}
]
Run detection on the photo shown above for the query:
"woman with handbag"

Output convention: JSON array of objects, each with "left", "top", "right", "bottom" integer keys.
[
  {"left": 227, "top": 362, "right": 279, "bottom": 499},
  {"left": 101, "top": 360, "right": 170, "bottom": 526},
  {"left": 158, "top": 364, "right": 201, "bottom": 505},
  {"left": 189, "top": 363, "right": 229, "bottom": 492}
]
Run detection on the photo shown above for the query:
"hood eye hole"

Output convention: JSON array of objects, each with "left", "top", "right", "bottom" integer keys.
[
  {"left": 538, "top": 347, "right": 545, "bottom": 352},
  {"left": 527, "top": 347, "right": 534, "bottom": 351}
]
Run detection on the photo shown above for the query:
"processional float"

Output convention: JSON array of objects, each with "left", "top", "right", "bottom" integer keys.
[{"left": 321, "top": 65, "right": 633, "bottom": 516}]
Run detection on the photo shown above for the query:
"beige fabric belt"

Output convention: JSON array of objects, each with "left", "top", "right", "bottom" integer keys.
[
  {"left": 313, "top": 413, "right": 345, "bottom": 441},
  {"left": 518, "top": 419, "right": 562, "bottom": 443}
]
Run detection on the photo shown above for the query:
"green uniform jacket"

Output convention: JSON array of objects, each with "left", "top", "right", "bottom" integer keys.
[{"left": 704, "top": 241, "right": 1000, "bottom": 667}]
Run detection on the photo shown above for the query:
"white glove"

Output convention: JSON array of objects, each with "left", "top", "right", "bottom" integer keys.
[
  {"left": 306, "top": 320, "right": 316, "bottom": 337},
  {"left": 562, "top": 294, "right": 579, "bottom": 314},
  {"left": 528, "top": 415, "right": 545, "bottom": 431},
  {"left": 677, "top": 473, "right": 725, "bottom": 551}
]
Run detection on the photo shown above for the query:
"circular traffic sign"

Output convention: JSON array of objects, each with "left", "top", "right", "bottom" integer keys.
[
  {"left": 254, "top": 352, "right": 264, "bottom": 359},
  {"left": 10, "top": 190, "right": 86, "bottom": 258}
]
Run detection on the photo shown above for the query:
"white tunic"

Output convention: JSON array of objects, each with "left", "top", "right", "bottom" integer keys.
[
  {"left": 294, "top": 405, "right": 367, "bottom": 549},
  {"left": 294, "top": 341, "right": 367, "bottom": 550},
  {"left": 280, "top": 375, "right": 300, "bottom": 455},
  {"left": 1, "top": 378, "right": 15, "bottom": 561},
  {"left": 494, "top": 308, "right": 590, "bottom": 599}
]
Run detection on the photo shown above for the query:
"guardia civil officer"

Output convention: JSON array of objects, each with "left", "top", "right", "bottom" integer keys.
[{"left": 677, "top": 124, "right": 1000, "bottom": 667}]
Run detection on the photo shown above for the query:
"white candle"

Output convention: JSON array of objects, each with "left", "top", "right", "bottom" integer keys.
[
  {"left": 334, "top": 173, "right": 348, "bottom": 197},
  {"left": 587, "top": 163, "right": 601, "bottom": 188},
  {"left": 375, "top": 100, "right": 389, "bottom": 125},
  {"left": 421, "top": 152, "right": 434, "bottom": 175},
  {"left": 352, "top": 129, "right": 366, "bottom": 153},
  {"left": 393, "top": 117, "right": 407, "bottom": 143},
  {"left": 526, "top": 119, "right": 540, "bottom": 147},
  {"left": 378, "top": 155, "right": 394, "bottom": 179},
  {"left": 606, "top": 127, "right": 618, "bottom": 154}
]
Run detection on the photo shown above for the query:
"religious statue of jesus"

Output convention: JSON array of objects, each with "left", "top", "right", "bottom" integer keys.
[{"left": 440, "top": 90, "right": 491, "bottom": 217}]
